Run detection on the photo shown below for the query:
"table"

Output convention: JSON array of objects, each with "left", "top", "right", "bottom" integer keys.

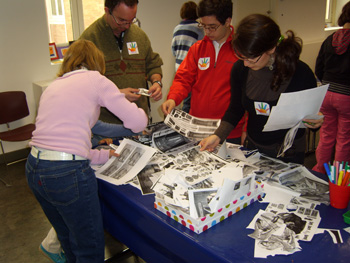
[{"left": 98, "top": 173, "right": 350, "bottom": 263}]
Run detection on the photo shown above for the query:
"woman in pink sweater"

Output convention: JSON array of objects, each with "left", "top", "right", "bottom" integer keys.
[{"left": 26, "top": 39, "right": 147, "bottom": 263}]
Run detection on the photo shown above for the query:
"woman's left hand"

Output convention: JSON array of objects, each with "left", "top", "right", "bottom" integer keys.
[
  {"left": 302, "top": 112, "right": 324, "bottom": 129},
  {"left": 98, "top": 138, "right": 113, "bottom": 145},
  {"left": 109, "top": 150, "right": 120, "bottom": 158}
]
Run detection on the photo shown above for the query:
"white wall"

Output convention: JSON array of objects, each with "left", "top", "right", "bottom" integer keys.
[
  {"left": 0, "top": 0, "right": 337, "bottom": 153},
  {"left": 272, "top": 0, "right": 329, "bottom": 71},
  {"left": 233, "top": 0, "right": 331, "bottom": 74},
  {"left": 0, "top": 0, "right": 59, "bottom": 153},
  {"left": 137, "top": 0, "right": 199, "bottom": 123}
]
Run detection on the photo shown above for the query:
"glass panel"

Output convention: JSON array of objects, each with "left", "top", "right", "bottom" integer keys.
[
  {"left": 46, "top": 0, "right": 105, "bottom": 46},
  {"left": 325, "top": 0, "right": 333, "bottom": 23},
  {"left": 47, "top": 0, "right": 73, "bottom": 44},
  {"left": 82, "top": 0, "right": 105, "bottom": 29},
  {"left": 63, "top": 0, "right": 73, "bottom": 42},
  {"left": 51, "top": 0, "right": 57, "bottom": 16},
  {"left": 58, "top": 0, "right": 63, "bottom": 16}
]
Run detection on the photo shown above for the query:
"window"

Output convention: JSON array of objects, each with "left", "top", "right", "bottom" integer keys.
[
  {"left": 325, "top": 0, "right": 348, "bottom": 28},
  {"left": 45, "top": 0, "right": 104, "bottom": 44},
  {"left": 325, "top": 0, "right": 334, "bottom": 24}
]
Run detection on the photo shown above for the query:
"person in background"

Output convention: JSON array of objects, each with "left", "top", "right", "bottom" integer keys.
[
  {"left": 26, "top": 39, "right": 148, "bottom": 263},
  {"left": 172, "top": 1, "right": 205, "bottom": 113},
  {"left": 172, "top": 1, "right": 204, "bottom": 72},
  {"left": 199, "top": 14, "right": 323, "bottom": 164},
  {"left": 312, "top": 1, "right": 350, "bottom": 174},
  {"left": 80, "top": 0, "right": 163, "bottom": 126},
  {"left": 162, "top": 0, "right": 246, "bottom": 145}
]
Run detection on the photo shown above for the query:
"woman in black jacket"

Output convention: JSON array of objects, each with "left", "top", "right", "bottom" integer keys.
[{"left": 200, "top": 14, "right": 323, "bottom": 164}]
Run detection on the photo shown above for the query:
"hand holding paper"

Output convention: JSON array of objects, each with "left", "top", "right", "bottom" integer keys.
[
  {"left": 302, "top": 112, "right": 324, "bottom": 129},
  {"left": 263, "top": 85, "right": 328, "bottom": 132}
]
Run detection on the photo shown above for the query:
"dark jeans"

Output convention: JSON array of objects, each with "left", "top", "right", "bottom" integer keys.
[{"left": 25, "top": 154, "right": 105, "bottom": 263}]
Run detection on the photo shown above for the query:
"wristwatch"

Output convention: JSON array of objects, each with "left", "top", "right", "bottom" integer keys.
[{"left": 152, "top": 80, "right": 162, "bottom": 88}]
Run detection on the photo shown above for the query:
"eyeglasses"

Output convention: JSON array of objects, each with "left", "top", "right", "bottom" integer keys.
[
  {"left": 236, "top": 54, "right": 263, "bottom": 64},
  {"left": 198, "top": 22, "right": 221, "bottom": 32},
  {"left": 110, "top": 12, "right": 139, "bottom": 26}
]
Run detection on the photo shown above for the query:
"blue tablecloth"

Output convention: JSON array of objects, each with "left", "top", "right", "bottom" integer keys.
[{"left": 98, "top": 173, "right": 350, "bottom": 263}]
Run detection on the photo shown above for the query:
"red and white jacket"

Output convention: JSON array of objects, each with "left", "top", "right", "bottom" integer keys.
[{"left": 167, "top": 26, "right": 246, "bottom": 139}]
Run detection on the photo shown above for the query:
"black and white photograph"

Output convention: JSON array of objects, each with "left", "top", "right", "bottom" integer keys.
[
  {"left": 136, "top": 164, "right": 162, "bottom": 195},
  {"left": 264, "top": 202, "right": 321, "bottom": 242},
  {"left": 273, "top": 167, "right": 330, "bottom": 205},
  {"left": 136, "top": 88, "right": 151, "bottom": 96},
  {"left": 248, "top": 210, "right": 302, "bottom": 257},
  {"left": 152, "top": 126, "right": 194, "bottom": 153},
  {"left": 164, "top": 109, "right": 221, "bottom": 140},
  {"left": 251, "top": 155, "right": 289, "bottom": 172},
  {"left": 96, "top": 139, "right": 157, "bottom": 185},
  {"left": 189, "top": 188, "right": 218, "bottom": 218}
]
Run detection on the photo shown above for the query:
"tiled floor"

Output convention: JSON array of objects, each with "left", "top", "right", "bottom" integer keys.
[{"left": 0, "top": 161, "right": 145, "bottom": 263}]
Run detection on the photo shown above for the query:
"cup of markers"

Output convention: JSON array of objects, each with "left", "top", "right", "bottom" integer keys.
[{"left": 324, "top": 162, "right": 350, "bottom": 209}]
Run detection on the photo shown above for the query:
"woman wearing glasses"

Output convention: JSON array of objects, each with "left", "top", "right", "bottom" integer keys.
[{"left": 200, "top": 14, "right": 323, "bottom": 164}]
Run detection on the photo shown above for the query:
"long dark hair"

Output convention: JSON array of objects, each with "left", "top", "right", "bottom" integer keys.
[{"left": 233, "top": 14, "right": 302, "bottom": 91}]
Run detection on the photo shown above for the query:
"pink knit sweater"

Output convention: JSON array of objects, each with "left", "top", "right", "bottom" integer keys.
[{"left": 30, "top": 69, "right": 147, "bottom": 164}]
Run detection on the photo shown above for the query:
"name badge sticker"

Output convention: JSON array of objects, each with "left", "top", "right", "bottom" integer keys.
[
  {"left": 254, "top": 102, "right": 270, "bottom": 116},
  {"left": 127, "top": 42, "right": 139, "bottom": 55},
  {"left": 198, "top": 57, "right": 210, "bottom": 70}
]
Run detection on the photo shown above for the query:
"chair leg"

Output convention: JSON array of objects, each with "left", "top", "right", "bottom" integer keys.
[
  {"left": 0, "top": 173, "right": 11, "bottom": 187},
  {"left": 0, "top": 140, "right": 12, "bottom": 187}
]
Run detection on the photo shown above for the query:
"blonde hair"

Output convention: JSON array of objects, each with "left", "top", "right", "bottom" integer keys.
[{"left": 57, "top": 39, "right": 106, "bottom": 77}]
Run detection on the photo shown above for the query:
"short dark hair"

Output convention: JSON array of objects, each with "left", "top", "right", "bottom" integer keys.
[
  {"left": 338, "top": 1, "right": 350, "bottom": 26},
  {"left": 105, "top": 0, "right": 138, "bottom": 11},
  {"left": 197, "top": 0, "right": 233, "bottom": 25},
  {"left": 180, "top": 1, "right": 198, "bottom": 20}
]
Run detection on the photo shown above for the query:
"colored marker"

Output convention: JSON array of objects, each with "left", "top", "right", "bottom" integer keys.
[
  {"left": 335, "top": 161, "right": 340, "bottom": 184},
  {"left": 331, "top": 165, "right": 336, "bottom": 184},
  {"left": 324, "top": 163, "right": 333, "bottom": 183},
  {"left": 342, "top": 171, "right": 350, "bottom": 186},
  {"left": 338, "top": 170, "right": 344, "bottom": 186}
]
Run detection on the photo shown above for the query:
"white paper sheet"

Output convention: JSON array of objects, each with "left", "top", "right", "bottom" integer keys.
[
  {"left": 95, "top": 139, "right": 157, "bottom": 185},
  {"left": 263, "top": 85, "right": 328, "bottom": 132},
  {"left": 260, "top": 182, "right": 300, "bottom": 204}
]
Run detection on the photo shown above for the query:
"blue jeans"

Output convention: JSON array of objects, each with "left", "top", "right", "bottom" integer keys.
[
  {"left": 25, "top": 154, "right": 105, "bottom": 263},
  {"left": 91, "top": 120, "right": 141, "bottom": 147}
]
